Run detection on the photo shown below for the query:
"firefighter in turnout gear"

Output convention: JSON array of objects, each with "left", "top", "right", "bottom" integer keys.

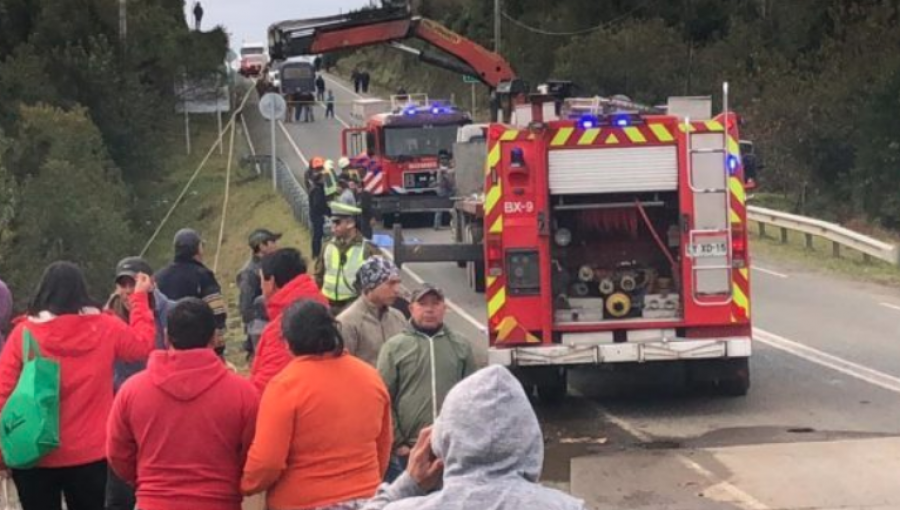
[{"left": 314, "top": 202, "right": 380, "bottom": 314}]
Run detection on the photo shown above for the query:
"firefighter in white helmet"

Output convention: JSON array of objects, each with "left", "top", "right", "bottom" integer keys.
[{"left": 314, "top": 201, "right": 380, "bottom": 314}]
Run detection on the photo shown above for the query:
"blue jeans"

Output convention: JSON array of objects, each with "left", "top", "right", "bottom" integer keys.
[{"left": 384, "top": 454, "right": 408, "bottom": 483}]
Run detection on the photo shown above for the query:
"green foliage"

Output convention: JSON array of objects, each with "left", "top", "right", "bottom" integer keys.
[
  {"left": 0, "top": 0, "right": 228, "bottom": 302},
  {"left": 343, "top": 0, "right": 900, "bottom": 226},
  {"left": 2, "top": 105, "right": 133, "bottom": 298}
]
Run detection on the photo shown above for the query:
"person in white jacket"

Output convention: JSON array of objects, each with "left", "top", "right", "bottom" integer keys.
[{"left": 362, "top": 365, "right": 589, "bottom": 510}]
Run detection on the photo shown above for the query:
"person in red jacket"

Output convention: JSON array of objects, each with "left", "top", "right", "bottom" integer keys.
[
  {"left": 107, "top": 298, "right": 259, "bottom": 510},
  {"left": 250, "top": 248, "right": 328, "bottom": 392},
  {"left": 0, "top": 261, "right": 156, "bottom": 510}
]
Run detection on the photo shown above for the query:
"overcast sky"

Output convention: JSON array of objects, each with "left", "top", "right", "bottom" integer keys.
[{"left": 186, "top": 0, "right": 375, "bottom": 51}]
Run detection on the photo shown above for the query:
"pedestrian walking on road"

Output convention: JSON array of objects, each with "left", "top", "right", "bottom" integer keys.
[
  {"left": 193, "top": 2, "right": 204, "bottom": 31},
  {"left": 338, "top": 256, "right": 407, "bottom": 367},
  {"left": 108, "top": 298, "right": 260, "bottom": 510},
  {"left": 325, "top": 89, "right": 335, "bottom": 118},
  {"left": 237, "top": 229, "right": 282, "bottom": 360},
  {"left": 352, "top": 68, "right": 362, "bottom": 94},
  {"left": 156, "top": 228, "right": 228, "bottom": 356},
  {"left": 250, "top": 248, "right": 328, "bottom": 392},
  {"left": 314, "top": 202, "right": 380, "bottom": 315},
  {"left": 242, "top": 300, "right": 392, "bottom": 510},
  {"left": 104, "top": 257, "right": 173, "bottom": 510},
  {"left": 361, "top": 366, "right": 589, "bottom": 510},
  {"left": 0, "top": 261, "right": 156, "bottom": 510},
  {"left": 361, "top": 70, "right": 371, "bottom": 94},
  {"left": 316, "top": 75, "right": 326, "bottom": 102},
  {"left": 377, "top": 284, "right": 477, "bottom": 482}
]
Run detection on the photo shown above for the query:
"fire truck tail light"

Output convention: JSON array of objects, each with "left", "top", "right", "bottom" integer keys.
[
  {"left": 487, "top": 236, "right": 503, "bottom": 277},
  {"left": 732, "top": 223, "right": 747, "bottom": 268}
]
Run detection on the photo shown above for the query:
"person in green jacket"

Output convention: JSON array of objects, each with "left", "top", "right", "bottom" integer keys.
[{"left": 376, "top": 283, "right": 477, "bottom": 482}]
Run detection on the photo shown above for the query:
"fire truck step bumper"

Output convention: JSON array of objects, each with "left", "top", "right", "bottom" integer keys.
[{"left": 488, "top": 337, "right": 752, "bottom": 367}]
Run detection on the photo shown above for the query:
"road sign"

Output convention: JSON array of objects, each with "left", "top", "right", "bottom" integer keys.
[
  {"left": 259, "top": 92, "right": 286, "bottom": 120},
  {"left": 463, "top": 75, "right": 479, "bottom": 84}
]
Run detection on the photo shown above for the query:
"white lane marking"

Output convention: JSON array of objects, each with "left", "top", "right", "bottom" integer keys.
[
  {"left": 752, "top": 266, "right": 789, "bottom": 279},
  {"left": 754, "top": 327, "right": 900, "bottom": 394},
  {"left": 599, "top": 407, "right": 770, "bottom": 510},
  {"left": 278, "top": 121, "right": 308, "bottom": 166},
  {"left": 879, "top": 302, "right": 900, "bottom": 313}
]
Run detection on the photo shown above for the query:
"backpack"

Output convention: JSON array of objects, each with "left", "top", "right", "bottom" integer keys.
[{"left": 0, "top": 329, "right": 60, "bottom": 468}]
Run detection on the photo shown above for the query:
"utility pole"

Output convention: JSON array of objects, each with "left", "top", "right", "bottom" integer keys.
[
  {"left": 494, "top": 0, "right": 501, "bottom": 53},
  {"left": 119, "top": 0, "right": 127, "bottom": 43}
]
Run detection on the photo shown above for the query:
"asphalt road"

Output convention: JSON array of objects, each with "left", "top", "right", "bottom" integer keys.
[{"left": 244, "top": 75, "right": 900, "bottom": 509}]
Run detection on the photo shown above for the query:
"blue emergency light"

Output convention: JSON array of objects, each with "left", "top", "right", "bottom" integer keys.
[
  {"left": 579, "top": 114, "right": 599, "bottom": 130},
  {"left": 613, "top": 115, "right": 631, "bottom": 127},
  {"left": 727, "top": 155, "right": 740, "bottom": 174}
]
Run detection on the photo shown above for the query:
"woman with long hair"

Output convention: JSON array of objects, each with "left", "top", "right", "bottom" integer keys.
[
  {"left": 242, "top": 300, "right": 392, "bottom": 510},
  {"left": 0, "top": 261, "right": 157, "bottom": 510}
]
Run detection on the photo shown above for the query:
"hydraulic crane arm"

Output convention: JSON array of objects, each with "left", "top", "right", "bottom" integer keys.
[{"left": 268, "top": 6, "right": 526, "bottom": 97}]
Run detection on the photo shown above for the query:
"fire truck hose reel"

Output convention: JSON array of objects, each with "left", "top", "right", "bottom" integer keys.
[
  {"left": 571, "top": 282, "right": 590, "bottom": 297},
  {"left": 606, "top": 293, "right": 631, "bottom": 318},
  {"left": 598, "top": 278, "right": 615, "bottom": 295},
  {"left": 620, "top": 274, "right": 638, "bottom": 292},
  {"left": 578, "top": 265, "right": 595, "bottom": 282}
]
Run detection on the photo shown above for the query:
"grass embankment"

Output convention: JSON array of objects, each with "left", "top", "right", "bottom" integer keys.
[{"left": 138, "top": 109, "right": 310, "bottom": 372}]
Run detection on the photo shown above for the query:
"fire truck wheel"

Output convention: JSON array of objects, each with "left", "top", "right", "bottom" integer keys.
[
  {"left": 718, "top": 358, "right": 751, "bottom": 397},
  {"left": 536, "top": 369, "right": 568, "bottom": 405},
  {"left": 688, "top": 358, "right": 750, "bottom": 397}
]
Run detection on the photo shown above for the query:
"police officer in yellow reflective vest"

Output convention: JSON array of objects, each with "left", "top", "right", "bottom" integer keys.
[{"left": 314, "top": 201, "right": 380, "bottom": 314}]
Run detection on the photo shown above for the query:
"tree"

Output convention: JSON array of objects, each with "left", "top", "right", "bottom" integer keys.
[{"left": 2, "top": 105, "right": 134, "bottom": 297}]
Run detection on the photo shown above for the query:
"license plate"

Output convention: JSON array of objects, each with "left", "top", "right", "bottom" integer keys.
[
  {"left": 403, "top": 171, "right": 437, "bottom": 190},
  {"left": 689, "top": 242, "right": 728, "bottom": 258}
]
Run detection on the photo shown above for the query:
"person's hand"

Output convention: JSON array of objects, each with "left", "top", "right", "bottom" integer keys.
[
  {"left": 395, "top": 445, "right": 411, "bottom": 457},
  {"left": 407, "top": 427, "right": 443, "bottom": 492},
  {"left": 134, "top": 273, "right": 154, "bottom": 294}
]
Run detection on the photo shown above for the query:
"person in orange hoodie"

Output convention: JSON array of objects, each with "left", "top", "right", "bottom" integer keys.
[
  {"left": 242, "top": 300, "right": 392, "bottom": 510},
  {"left": 107, "top": 298, "right": 259, "bottom": 510},
  {"left": 250, "top": 248, "right": 328, "bottom": 391},
  {"left": 0, "top": 261, "right": 156, "bottom": 510}
]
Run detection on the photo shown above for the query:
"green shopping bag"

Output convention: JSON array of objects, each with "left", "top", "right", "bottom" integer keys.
[{"left": 0, "top": 329, "right": 60, "bottom": 469}]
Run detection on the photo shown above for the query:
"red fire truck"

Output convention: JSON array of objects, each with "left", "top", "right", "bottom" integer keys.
[{"left": 341, "top": 95, "right": 472, "bottom": 218}]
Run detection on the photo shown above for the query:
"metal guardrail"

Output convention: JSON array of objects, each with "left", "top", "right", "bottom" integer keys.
[
  {"left": 747, "top": 205, "right": 900, "bottom": 264},
  {"left": 241, "top": 154, "right": 312, "bottom": 231}
]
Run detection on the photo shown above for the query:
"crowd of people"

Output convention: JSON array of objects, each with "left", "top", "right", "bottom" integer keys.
[{"left": 0, "top": 208, "right": 588, "bottom": 510}]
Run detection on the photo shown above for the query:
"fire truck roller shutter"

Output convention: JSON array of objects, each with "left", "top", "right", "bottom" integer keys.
[{"left": 548, "top": 147, "right": 678, "bottom": 195}]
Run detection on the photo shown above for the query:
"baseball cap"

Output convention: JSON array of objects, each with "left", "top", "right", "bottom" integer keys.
[
  {"left": 410, "top": 284, "right": 445, "bottom": 303},
  {"left": 248, "top": 228, "right": 282, "bottom": 249},
  {"left": 174, "top": 228, "right": 202, "bottom": 250},
  {"left": 115, "top": 257, "right": 153, "bottom": 280}
]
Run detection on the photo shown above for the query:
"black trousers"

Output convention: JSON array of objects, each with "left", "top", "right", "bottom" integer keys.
[
  {"left": 312, "top": 216, "right": 325, "bottom": 258},
  {"left": 105, "top": 465, "right": 136, "bottom": 510},
  {"left": 12, "top": 459, "right": 107, "bottom": 510}
]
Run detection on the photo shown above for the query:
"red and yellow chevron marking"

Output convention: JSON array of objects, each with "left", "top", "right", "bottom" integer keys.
[
  {"left": 548, "top": 122, "right": 678, "bottom": 148},
  {"left": 725, "top": 122, "right": 750, "bottom": 322}
]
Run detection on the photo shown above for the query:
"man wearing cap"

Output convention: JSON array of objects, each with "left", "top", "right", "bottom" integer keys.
[
  {"left": 377, "top": 283, "right": 477, "bottom": 482},
  {"left": 337, "top": 256, "right": 407, "bottom": 366},
  {"left": 314, "top": 201, "right": 380, "bottom": 315},
  {"left": 105, "top": 257, "right": 174, "bottom": 510},
  {"left": 156, "top": 228, "right": 228, "bottom": 354},
  {"left": 237, "top": 229, "right": 282, "bottom": 359}
]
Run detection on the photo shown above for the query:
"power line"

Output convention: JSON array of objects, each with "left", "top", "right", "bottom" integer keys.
[{"left": 501, "top": 0, "right": 657, "bottom": 37}]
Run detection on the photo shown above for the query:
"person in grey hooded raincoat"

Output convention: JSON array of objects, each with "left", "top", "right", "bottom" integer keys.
[{"left": 361, "top": 365, "right": 589, "bottom": 510}]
